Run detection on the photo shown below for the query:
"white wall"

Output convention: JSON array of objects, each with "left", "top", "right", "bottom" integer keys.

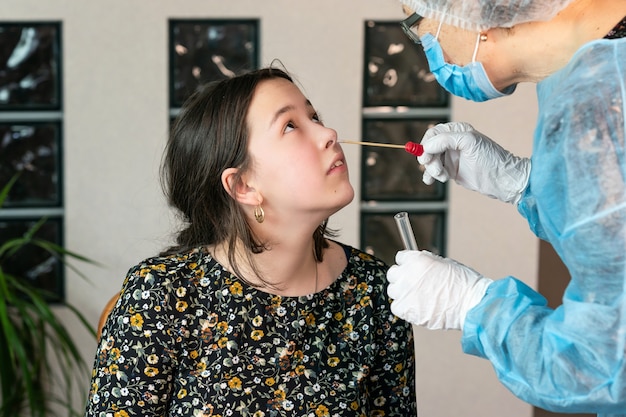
[{"left": 1, "top": 1, "right": 539, "bottom": 416}]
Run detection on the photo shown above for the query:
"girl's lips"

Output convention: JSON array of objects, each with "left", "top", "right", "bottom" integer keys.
[{"left": 328, "top": 157, "right": 347, "bottom": 174}]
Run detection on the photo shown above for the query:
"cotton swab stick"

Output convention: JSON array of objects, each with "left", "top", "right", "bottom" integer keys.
[{"left": 340, "top": 140, "right": 423, "bottom": 156}]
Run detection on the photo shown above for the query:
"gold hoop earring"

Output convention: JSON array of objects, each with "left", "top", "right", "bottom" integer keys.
[
  {"left": 480, "top": 33, "right": 488, "bottom": 42},
  {"left": 254, "top": 205, "right": 265, "bottom": 223}
]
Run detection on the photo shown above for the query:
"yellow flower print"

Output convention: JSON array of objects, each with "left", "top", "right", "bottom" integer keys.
[
  {"left": 333, "top": 312, "right": 343, "bottom": 320},
  {"left": 175, "top": 287, "right": 187, "bottom": 297},
  {"left": 342, "top": 323, "right": 353, "bottom": 333},
  {"left": 109, "top": 347, "right": 121, "bottom": 361},
  {"left": 153, "top": 263, "right": 166, "bottom": 272},
  {"left": 271, "top": 296, "right": 282, "bottom": 307},
  {"left": 315, "top": 405, "right": 330, "bottom": 417},
  {"left": 177, "top": 388, "right": 187, "bottom": 399},
  {"left": 228, "top": 376, "right": 242, "bottom": 390},
  {"left": 357, "top": 282, "right": 368, "bottom": 293},
  {"left": 194, "top": 268, "right": 205, "bottom": 279},
  {"left": 147, "top": 354, "right": 159, "bottom": 365},
  {"left": 144, "top": 366, "right": 159, "bottom": 377},
  {"left": 230, "top": 282, "right": 243, "bottom": 295},
  {"left": 217, "top": 337, "right": 228, "bottom": 348},
  {"left": 265, "top": 377, "right": 276, "bottom": 386},
  {"left": 175, "top": 300, "right": 188, "bottom": 312},
  {"left": 130, "top": 313, "right": 143, "bottom": 329},
  {"left": 295, "top": 364, "right": 305, "bottom": 375},
  {"left": 138, "top": 268, "right": 151, "bottom": 277},
  {"left": 188, "top": 262, "right": 197, "bottom": 269},
  {"left": 196, "top": 362, "right": 207, "bottom": 372},
  {"left": 327, "top": 357, "right": 340, "bottom": 367},
  {"left": 108, "top": 363, "right": 119, "bottom": 374},
  {"left": 217, "top": 321, "right": 228, "bottom": 333},
  {"left": 274, "top": 389, "right": 286, "bottom": 401},
  {"left": 190, "top": 350, "right": 199, "bottom": 359},
  {"left": 114, "top": 411, "right": 129, "bottom": 417},
  {"left": 251, "top": 329, "right": 264, "bottom": 341},
  {"left": 394, "top": 363, "right": 403, "bottom": 372},
  {"left": 358, "top": 252, "right": 373, "bottom": 261},
  {"left": 252, "top": 411, "right": 265, "bottom": 417},
  {"left": 252, "top": 315, "right": 263, "bottom": 326},
  {"left": 359, "top": 296, "right": 371, "bottom": 307},
  {"left": 350, "top": 401, "right": 359, "bottom": 410},
  {"left": 305, "top": 313, "right": 315, "bottom": 326},
  {"left": 371, "top": 410, "right": 385, "bottom": 416}
]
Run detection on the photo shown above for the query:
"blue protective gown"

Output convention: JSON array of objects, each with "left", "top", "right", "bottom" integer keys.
[{"left": 461, "top": 37, "right": 626, "bottom": 417}]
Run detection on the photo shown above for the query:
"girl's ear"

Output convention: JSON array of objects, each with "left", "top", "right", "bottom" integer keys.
[{"left": 221, "top": 167, "right": 261, "bottom": 206}]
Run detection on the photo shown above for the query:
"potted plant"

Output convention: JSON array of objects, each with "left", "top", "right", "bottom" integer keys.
[{"left": 0, "top": 174, "right": 96, "bottom": 417}]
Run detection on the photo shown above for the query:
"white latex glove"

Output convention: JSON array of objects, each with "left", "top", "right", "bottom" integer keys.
[
  {"left": 417, "top": 122, "right": 531, "bottom": 205},
  {"left": 387, "top": 250, "right": 493, "bottom": 330}
]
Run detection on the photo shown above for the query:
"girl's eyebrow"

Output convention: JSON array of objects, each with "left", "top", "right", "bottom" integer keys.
[{"left": 268, "top": 99, "right": 313, "bottom": 128}]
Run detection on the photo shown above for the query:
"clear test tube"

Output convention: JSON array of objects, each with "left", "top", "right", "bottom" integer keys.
[{"left": 394, "top": 211, "right": 419, "bottom": 250}]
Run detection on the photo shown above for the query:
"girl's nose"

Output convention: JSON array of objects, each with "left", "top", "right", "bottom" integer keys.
[{"left": 323, "top": 127, "right": 338, "bottom": 149}]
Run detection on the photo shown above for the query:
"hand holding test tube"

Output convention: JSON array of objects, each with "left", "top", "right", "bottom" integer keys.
[{"left": 394, "top": 212, "right": 419, "bottom": 250}]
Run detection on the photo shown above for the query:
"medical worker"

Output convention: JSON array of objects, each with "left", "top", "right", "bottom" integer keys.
[{"left": 386, "top": 0, "right": 626, "bottom": 415}]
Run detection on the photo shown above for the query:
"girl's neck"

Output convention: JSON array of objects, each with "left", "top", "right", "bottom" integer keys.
[{"left": 210, "top": 237, "right": 322, "bottom": 297}]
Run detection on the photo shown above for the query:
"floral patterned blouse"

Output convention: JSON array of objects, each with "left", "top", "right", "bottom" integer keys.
[{"left": 85, "top": 243, "right": 416, "bottom": 417}]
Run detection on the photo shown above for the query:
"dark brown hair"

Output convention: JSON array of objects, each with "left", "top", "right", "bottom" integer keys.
[{"left": 160, "top": 66, "right": 332, "bottom": 286}]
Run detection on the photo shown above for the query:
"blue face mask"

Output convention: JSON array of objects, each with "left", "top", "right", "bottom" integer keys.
[{"left": 420, "top": 32, "right": 516, "bottom": 102}]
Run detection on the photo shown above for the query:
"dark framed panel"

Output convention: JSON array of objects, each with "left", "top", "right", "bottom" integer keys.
[
  {"left": 0, "top": 121, "right": 63, "bottom": 207},
  {"left": 363, "top": 20, "right": 448, "bottom": 107},
  {"left": 0, "top": 217, "right": 64, "bottom": 301},
  {"left": 361, "top": 118, "right": 447, "bottom": 201},
  {"left": 361, "top": 210, "right": 445, "bottom": 266},
  {"left": 0, "top": 22, "right": 62, "bottom": 110},
  {"left": 169, "top": 19, "right": 259, "bottom": 108}
]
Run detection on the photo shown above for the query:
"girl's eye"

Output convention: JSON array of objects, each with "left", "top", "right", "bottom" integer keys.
[
  {"left": 284, "top": 121, "right": 295, "bottom": 133},
  {"left": 312, "top": 113, "right": 321, "bottom": 123}
]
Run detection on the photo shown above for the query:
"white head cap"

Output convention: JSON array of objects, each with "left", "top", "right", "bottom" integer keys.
[{"left": 398, "top": 0, "right": 574, "bottom": 31}]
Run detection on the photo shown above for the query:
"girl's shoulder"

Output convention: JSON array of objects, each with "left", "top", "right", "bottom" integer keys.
[{"left": 122, "top": 246, "right": 219, "bottom": 287}]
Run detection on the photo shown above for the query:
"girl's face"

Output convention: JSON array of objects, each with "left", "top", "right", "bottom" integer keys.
[{"left": 245, "top": 77, "right": 354, "bottom": 223}]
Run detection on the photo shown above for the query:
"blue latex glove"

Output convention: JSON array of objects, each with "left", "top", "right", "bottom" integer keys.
[{"left": 387, "top": 250, "right": 493, "bottom": 330}]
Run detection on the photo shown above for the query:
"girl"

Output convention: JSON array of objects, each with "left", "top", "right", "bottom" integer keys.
[{"left": 85, "top": 66, "right": 416, "bottom": 417}]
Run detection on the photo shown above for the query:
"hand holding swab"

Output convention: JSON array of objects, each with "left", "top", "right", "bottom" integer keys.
[{"left": 339, "top": 140, "right": 424, "bottom": 156}]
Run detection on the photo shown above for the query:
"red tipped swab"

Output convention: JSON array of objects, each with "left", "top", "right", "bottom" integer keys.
[
  {"left": 403, "top": 141, "right": 423, "bottom": 156},
  {"left": 339, "top": 140, "right": 423, "bottom": 156}
]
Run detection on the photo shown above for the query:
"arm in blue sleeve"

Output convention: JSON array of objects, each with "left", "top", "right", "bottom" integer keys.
[
  {"left": 463, "top": 40, "right": 626, "bottom": 415},
  {"left": 462, "top": 273, "right": 626, "bottom": 415}
]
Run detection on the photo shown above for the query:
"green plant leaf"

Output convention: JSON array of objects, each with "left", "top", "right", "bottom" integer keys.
[
  {"left": 0, "top": 176, "right": 98, "bottom": 417},
  {"left": 0, "top": 174, "right": 19, "bottom": 208}
]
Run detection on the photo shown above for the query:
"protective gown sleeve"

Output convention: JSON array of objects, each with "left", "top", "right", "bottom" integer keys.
[{"left": 461, "top": 38, "right": 626, "bottom": 416}]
